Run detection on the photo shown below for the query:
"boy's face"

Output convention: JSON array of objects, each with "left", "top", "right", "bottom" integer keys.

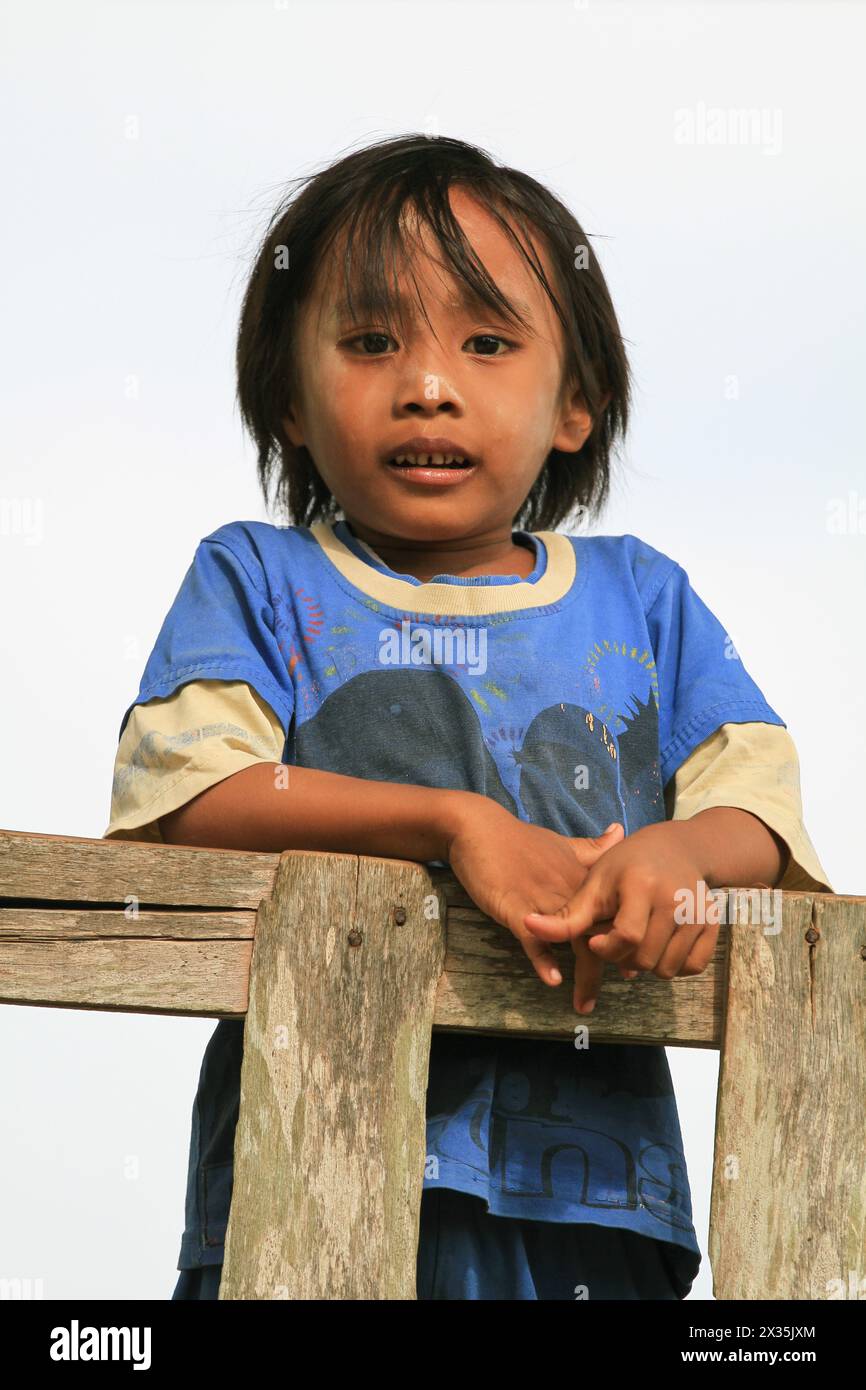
[{"left": 281, "top": 187, "right": 594, "bottom": 547}]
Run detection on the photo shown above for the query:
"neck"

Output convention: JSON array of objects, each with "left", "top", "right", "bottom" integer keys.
[{"left": 342, "top": 517, "right": 535, "bottom": 581}]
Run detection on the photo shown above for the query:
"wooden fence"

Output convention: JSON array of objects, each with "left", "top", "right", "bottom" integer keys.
[{"left": 1, "top": 829, "right": 863, "bottom": 1299}]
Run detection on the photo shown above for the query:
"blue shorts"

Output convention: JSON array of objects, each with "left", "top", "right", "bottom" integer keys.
[{"left": 171, "top": 1187, "right": 686, "bottom": 1300}]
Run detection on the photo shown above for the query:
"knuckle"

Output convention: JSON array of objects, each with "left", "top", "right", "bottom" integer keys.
[
  {"left": 619, "top": 863, "right": 649, "bottom": 885},
  {"left": 620, "top": 866, "right": 657, "bottom": 895},
  {"left": 613, "top": 920, "right": 643, "bottom": 947}
]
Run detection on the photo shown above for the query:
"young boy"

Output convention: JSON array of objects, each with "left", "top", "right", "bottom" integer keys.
[{"left": 104, "top": 133, "right": 832, "bottom": 1300}]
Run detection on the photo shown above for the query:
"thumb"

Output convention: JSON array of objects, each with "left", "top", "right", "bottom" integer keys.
[{"left": 570, "top": 822, "right": 625, "bottom": 864}]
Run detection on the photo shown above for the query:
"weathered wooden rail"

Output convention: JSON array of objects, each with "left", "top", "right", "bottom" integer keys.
[{"left": 0, "top": 829, "right": 863, "bottom": 1300}]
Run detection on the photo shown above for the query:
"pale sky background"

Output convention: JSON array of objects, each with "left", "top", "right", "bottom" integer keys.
[{"left": 2, "top": 0, "right": 864, "bottom": 1302}]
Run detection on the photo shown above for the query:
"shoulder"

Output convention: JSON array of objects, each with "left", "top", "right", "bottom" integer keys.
[
  {"left": 200, "top": 518, "right": 313, "bottom": 555},
  {"left": 195, "top": 519, "right": 321, "bottom": 589},
  {"left": 560, "top": 530, "right": 682, "bottom": 613}
]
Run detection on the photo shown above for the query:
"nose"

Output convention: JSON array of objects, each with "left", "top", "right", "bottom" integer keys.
[
  {"left": 393, "top": 354, "right": 465, "bottom": 417},
  {"left": 391, "top": 334, "right": 467, "bottom": 411}
]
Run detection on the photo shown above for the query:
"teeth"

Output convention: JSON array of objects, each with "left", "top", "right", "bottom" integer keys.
[{"left": 391, "top": 453, "right": 469, "bottom": 467}]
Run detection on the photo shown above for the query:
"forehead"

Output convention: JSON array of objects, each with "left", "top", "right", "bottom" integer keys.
[{"left": 305, "top": 187, "right": 560, "bottom": 332}]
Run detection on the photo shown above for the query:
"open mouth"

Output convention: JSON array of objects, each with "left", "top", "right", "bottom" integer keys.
[{"left": 387, "top": 453, "right": 474, "bottom": 469}]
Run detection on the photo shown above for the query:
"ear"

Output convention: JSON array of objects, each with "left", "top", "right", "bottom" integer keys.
[
  {"left": 280, "top": 407, "right": 305, "bottom": 450},
  {"left": 551, "top": 386, "right": 611, "bottom": 455}
]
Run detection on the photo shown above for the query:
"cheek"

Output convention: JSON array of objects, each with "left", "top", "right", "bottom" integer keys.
[
  {"left": 310, "top": 377, "right": 384, "bottom": 464},
  {"left": 323, "top": 357, "right": 383, "bottom": 412},
  {"left": 487, "top": 392, "right": 555, "bottom": 448},
  {"left": 302, "top": 364, "right": 358, "bottom": 436}
]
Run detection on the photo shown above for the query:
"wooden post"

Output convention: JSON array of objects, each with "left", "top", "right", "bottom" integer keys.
[
  {"left": 219, "top": 850, "right": 446, "bottom": 1300},
  {"left": 710, "top": 891, "right": 866, "bottom": 1299}
]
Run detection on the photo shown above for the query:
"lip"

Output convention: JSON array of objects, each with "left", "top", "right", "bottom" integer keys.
[
  {"left": 384, "top": 461, "right": 477, "bottom": 487},
  {"left": 381, "top": 436, "right": 479, "bottom": 468}
]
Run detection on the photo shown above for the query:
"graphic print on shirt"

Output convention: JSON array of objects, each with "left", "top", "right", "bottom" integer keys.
[
  {"left": 291, "top": 667, "right": 662, "bottom": 837},
  {"left": 425, "top": 1036, "right": 694, "bottom": 1235},
  {"left": 271, "top": 585, "right": 326, "bottom": 718},
  {"left": 489, "top": 1062, "right": 693, "bottom": 1232}
]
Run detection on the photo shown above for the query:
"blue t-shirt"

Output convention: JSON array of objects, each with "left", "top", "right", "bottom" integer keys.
[{"left": 122, "top": 517, "right": 785, "bottom": 1296}]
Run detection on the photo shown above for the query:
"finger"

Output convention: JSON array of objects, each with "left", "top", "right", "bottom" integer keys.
[
  {"left": 667, "top": 918, "right": 720, "bottom": 978},
  {"left": 571, "top": 932, "right": 604, "bottom": 1014},
  {"left": 572, "top": 920, "right": 640, "bottom": 1008},
  {"left": 572, "top": 916, "right": 637, "bottom": 978},
  {"left": 644, "top": 905, "right": 703, "bottom": 977},
  {"left": 616, "top": 950, "right": 640, "bottom": 979},
  {"left": 568, "top": 822, "right": 625, "bottom": 867},
  {"left": 524, "top": 871, "right": 615, "bottom": 942},
  {"left": 513, "top": 925, "right": 565, "bottom": 987},
  {"left": 580, "top": 884, "right": 653, "bottom": 964},
  {"left": 578, "top": 911, "right": 625, "bottom": 967},
  {"left": 616, "top": 905, "right": 702, "bottom": 978},
  {"left": 583, "top": 916, "right": 640, "bottom": 978}
]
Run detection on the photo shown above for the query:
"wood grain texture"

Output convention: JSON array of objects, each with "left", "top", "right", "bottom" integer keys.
[
  {"left": 219, "top": 850, "right": 447, "bottom": 1300},
  {"left": 0, "top": 907, "right": 256, "bottom": 1014},
  {"left": 0, "top": 829, "right": 279, "bottom": 908},
  {"left": 434, "top": 903, "right": 727, "bottom": 1047},
  {"left": 710, "top": 894, "right": 866, "bottom": 1299}
]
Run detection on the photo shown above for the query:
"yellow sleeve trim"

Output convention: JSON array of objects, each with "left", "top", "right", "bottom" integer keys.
[
  {"left": 664, "top": 721, "right": 834, "bottom": 894},
  {"left": 103, "top": 679, "right": 285, "bottom": 843}
]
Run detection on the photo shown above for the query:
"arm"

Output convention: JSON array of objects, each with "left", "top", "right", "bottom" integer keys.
[
  {"left": 107, "top": 678, "right": 471, "bottom": 861},
  {"left": 159, "top": 760, "right": 470, "bottom": 862},
  {"left": 669, "top": 805, "right": 788, "bottom": 889}
]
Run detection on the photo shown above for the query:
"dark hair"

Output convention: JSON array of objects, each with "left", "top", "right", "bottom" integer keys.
[{"left": 235, "top": 133, "right": 632, "bottom": 532}]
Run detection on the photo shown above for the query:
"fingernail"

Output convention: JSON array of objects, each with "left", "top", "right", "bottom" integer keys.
[
  {"left": 577, "top": 998, "right": 596, "bottom": 1013},
  {"left": 603, "top": 823, "right": 618, "bottom": 833},
  {"left": 550, "top": 968, "right": 562, "bottom": 985}
]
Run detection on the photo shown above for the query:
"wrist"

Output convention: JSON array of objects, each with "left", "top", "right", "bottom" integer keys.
[
  {"left": 435, "top": 789, "right": 502, "bottom": 861},
  {"left": 672, "top": 807, "right": 786, "bottom": 889},
  {"left": 668, "top": 815, "right": 716, "bottom": 884}
]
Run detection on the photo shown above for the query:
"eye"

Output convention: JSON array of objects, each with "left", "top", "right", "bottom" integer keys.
[
  {"left": 343, "top": 330, "right": 517, "bottom": 357},
  {"left": 345, "top": 332, "right": 397, "bottom": 355},
  {"left": 465, "top": 334, "right": 516, "bottom": 356}
]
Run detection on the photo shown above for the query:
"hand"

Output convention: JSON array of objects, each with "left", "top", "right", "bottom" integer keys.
[
  {"left": 522, "top": 820, "right": 719, "bottom": 1013},
  {"left": 445, "top": 797, "right": 626, "bottom": 988}
]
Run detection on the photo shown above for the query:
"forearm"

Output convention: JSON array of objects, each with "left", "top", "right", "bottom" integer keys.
[
  {"left": 158, "top": 760, "right": 473, "bottom": 860},
  {"left": 673, "top": 806, "right": 788, "bottom": 889}
]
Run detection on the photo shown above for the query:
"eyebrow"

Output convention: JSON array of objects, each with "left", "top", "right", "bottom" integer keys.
[{"left": 332, "top": 289, "right": 534, "bottom": 325}]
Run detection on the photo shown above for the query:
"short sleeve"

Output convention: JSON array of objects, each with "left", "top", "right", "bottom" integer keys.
[
  {"left": 663, "top": 722, "right": 834, "bottom": 893},
  {"left": 117, "top": 533, "right": 295, "bottom": 744},
  {"left": 103, "top": 679, "right": 285, "bottom": 843},
  {"left": 646, "top": 562, "right": 785, "bottom": 788}
]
